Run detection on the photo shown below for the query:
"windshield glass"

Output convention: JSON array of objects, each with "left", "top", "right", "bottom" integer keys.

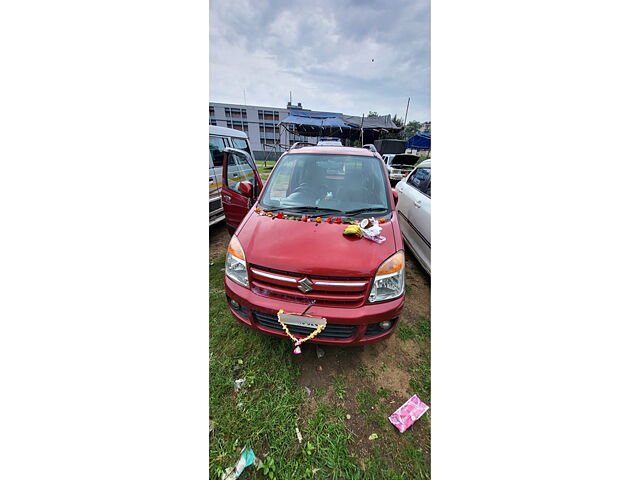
[{"left": 259, "top": 153, "right": 391, "bottom": 217}]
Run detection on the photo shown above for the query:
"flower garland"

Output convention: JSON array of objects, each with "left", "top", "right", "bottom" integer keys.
[
  {"left": 276, "top": 309, "right": 326, "bottom": 354},
  {"left": 254, "top": 207, "right": 385, "bottom": 225}
]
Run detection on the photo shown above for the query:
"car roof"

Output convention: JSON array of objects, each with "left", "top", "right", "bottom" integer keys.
[
  {"left": 209, "top": 125, "right": 248, "bottom": 139},
  {"left": 288, "top": 146, "right": 377, "bottom": 157}
]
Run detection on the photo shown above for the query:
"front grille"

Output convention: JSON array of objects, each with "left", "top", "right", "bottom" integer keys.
[
  {"left": 253, "top": 311, "right": 356, "bottom": 340},
  {"left": 249, "top": 264, "right": 371, "bottom": 307}
]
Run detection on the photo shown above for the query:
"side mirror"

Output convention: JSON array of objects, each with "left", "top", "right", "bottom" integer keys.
[
  {"left": 392, "top": 189, "right": 399, "bottom": 205},
  {"left": 238, "top": 181, "right": 253, "bottom": 198}
]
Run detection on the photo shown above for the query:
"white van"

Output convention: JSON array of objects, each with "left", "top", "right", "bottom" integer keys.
[{"left": 209, "top": 126, "right": 256, "bottom": 226}]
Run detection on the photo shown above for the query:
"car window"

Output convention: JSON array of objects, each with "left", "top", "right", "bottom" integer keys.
[
  {"left": 209, "top": 136, "right": 225, "bottom": 167},
  {"left": 408, "top": 168, "right": 430, "bottom": 197},
  {"left": 231, "top": 138, "right": 251, "bottom": 156},
  {"left": 226, "top": 152, "right": 257, "bottom": 193}
]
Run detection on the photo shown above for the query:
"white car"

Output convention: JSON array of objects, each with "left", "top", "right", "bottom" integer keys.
[
  {"left": 382, "top": 153, "right": 420, "bottom": 184},
  {"left": 395, "top": 160, "right": 430, "bottom": 273}
]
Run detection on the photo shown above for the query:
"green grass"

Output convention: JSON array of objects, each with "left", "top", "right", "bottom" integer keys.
[
  {"left": 210, "top": 252, "right": 430, "bottom": 479},
  {"left": 396, "top": 325, "right": 417, "bottom": 341},
  {"left": 333, "top": 375, "right": 347, "bottom": 400}
]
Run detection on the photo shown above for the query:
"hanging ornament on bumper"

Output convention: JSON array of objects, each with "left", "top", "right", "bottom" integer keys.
[{"left": 277, "top": 309, "right": 327, "bottom": 354}]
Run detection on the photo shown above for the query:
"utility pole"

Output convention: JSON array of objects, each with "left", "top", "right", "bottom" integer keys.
[
  {"left": 403, "top": 97, "right": 411, "bottom": 127},
  {"left": 243, "top": 89, "right": 247, "bottom": 105},
  {"left": 360, "top": 114, "right": 364, "bottom": 146}
]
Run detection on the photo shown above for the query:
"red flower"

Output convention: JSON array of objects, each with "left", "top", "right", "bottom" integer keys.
[
  {"left": 327, "top": 217, "right": 333, "bottom": 223},
  {"left": 277, "top": 212, "right": 284, "bottom": 219},
  {"left": 302, "top": 215, "right": 308, "bottom": 222},
  {"left": 335, "top": 217, "right": 342, "bottom": 224},
  {"left": 379, "top": 218, "right": 386, "bottom": 224}
]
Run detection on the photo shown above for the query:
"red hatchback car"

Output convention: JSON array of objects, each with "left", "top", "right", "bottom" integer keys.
[{"left": 220, "top": 144, "right": 405, "bottom": 346}]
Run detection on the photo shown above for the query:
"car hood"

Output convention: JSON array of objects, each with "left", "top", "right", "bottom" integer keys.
[{"left": 237, "top": 213, "right": 399, "bottom": 277}]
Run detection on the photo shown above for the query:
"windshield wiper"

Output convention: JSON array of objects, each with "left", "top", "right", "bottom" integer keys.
[
  {"left": 343, "top": 207, "right": 388, "bottom": 215},
  {"left": 284, "top": 206, "right": 344, "bottom": 215}
]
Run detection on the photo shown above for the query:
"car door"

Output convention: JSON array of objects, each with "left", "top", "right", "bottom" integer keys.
[
  {"left": 408, "top": 169, "right": 430, "bottom": 272},
  {"left": 209, "top": 135, "right": 226, "bottom": 221},
  {"left": 221, "top": 147, "right": 263, "bottom": 233},
  {"left": 395, "top": 176, "right": 421, "bottom": 253},
  {"left": 397, "top": 167, "right": 431, "bottom": 272}
]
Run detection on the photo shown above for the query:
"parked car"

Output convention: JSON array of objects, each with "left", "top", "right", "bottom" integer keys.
[
  {"left": 382, "top": 153, "right": 420, "bottom": 185},
  {"left": 210, "top": 126, "right": 255, "bottom": 227},
  {"left": 220, "top": 144, "right": 406, "bottom": 346},
  {"left": 395, "top": 160, "right": 430, "bottom": 274}
]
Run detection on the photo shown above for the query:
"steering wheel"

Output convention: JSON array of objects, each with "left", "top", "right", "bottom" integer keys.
[{"left": 292, "top": 182, "right": 309, "bottom": 194}]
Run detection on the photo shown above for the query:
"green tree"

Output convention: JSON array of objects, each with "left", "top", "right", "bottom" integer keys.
[
  {"left": 403, "top": 120, "right": 422, "bottom": 140},
  {"left": 378, "top": 114, "right": 404, "bottom": 140},
  {"left": 367, "top": 111, "right": 379, "bottom": 117}
]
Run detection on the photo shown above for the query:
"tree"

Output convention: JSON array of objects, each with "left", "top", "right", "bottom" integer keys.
[
  {"left": 367, "top": 111, "right": 379, "bottom": 117},
  {"left": 403, "top": 120, "right": 422, "bottom": 140},
  {"left": 378, "top": 114, "right": 405, "bottom": 140}
]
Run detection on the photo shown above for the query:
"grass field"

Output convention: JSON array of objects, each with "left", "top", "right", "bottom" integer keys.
[{"left": 210, "top": 224, "right": 430, "bottom": 479}]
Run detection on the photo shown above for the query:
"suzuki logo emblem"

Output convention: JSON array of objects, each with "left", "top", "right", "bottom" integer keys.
[{"left": 297, "top": 277, "right": 313, "bottom": 293}]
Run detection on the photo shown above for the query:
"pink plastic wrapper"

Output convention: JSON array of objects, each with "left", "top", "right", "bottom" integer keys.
[{"left": 388, "top": 394, "right": 429, "bottom": 433}]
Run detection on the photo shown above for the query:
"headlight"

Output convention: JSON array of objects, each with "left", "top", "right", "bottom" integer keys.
[
  {"left": 368, "top": 251, "right": 405, "bottom": 303},
  {"left": 225, "top": 235, "right": 248, "bottom": 288}
]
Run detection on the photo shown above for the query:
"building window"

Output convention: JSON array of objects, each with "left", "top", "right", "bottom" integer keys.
[{"left": 224, "top": 108, "right": 230, "bottom": 117}]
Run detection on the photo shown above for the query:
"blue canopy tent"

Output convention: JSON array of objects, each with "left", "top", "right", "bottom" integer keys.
[
  {"left": 407, "top": 133, "right": 431, "bottom": 151},
  {"left": 280, "top": 110, "right": 401, "bottom": 143}
]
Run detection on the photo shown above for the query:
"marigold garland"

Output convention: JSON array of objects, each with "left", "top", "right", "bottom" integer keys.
[
  {"left": 254, "top": 208, "right": 386, "bottom": 225},
  {"left": 277, "top": 309, "right": 326, "bottom": 354}
]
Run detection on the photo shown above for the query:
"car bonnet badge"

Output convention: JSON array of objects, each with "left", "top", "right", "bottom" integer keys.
[{"left": 297, "top": 277, "right": 313, "bottom": 293}]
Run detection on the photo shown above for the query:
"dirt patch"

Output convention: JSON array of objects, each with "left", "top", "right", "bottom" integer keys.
[{"left": 209, "top": 223, "right": 229, "bottom": 259}]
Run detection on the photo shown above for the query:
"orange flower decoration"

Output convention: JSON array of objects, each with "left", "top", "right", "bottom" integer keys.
[
  {"left": 379, "top": 218, "right": 386, "bottom": 224},
  {"left": 315, "top": 216, "right": 322, "bottom": 223}
]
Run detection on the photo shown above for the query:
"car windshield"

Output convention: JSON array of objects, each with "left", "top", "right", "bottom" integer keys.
[{"left": 259, "top": 153, "right": 391, "bottom": 217}]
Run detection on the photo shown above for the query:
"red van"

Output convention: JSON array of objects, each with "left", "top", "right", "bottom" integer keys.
[{"left": 220, "top": 144, "right": 405, "bottom": 346}]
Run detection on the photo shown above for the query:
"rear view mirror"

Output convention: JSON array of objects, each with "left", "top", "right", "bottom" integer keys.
[
  {"left": 392, "top": 189, "right": 399, "bottom": 205},
  {"left": 238, "top": 181, "right": 253, "bottom": 198}
]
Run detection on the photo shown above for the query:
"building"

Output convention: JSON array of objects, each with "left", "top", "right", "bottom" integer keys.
[{"left": 209, "top": 101, "right": 315, "bottom": 160}]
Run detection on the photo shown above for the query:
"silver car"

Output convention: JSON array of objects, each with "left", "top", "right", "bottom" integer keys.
[{"left": 395, "top": 160, "right": 430, "bottom": 273}]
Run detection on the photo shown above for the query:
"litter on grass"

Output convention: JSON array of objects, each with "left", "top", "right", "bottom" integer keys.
[
  {"left": 388, "top": 394, "right": 429, "bottom": 433},
  {"left": 295, "top": 426, "right": 303, "bottom": 444},
  {"left": 316, "top": 345, "right": 325, "bottom": 359},
  {"left": 221, "top": 446, "right": 255, "bottom": 480},
  {"left": 368, "top": 433, "right": 379, "bottom": 440},
  {"left": 233, "top": 379, "right": 246, "bottom": 393}
]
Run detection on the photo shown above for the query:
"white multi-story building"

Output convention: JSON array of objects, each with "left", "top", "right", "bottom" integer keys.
[{"left": 209, "top": 101, "right": 315, "bottom": 160}]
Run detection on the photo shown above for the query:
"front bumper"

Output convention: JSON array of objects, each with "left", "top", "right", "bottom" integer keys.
[{"left": 224, "top": 275, "right": 404, "bottom": 346}]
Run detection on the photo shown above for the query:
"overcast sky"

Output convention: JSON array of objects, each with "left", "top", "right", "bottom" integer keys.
[{"left": 210, "top": 0, "right": 430, "bottom": 122}]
